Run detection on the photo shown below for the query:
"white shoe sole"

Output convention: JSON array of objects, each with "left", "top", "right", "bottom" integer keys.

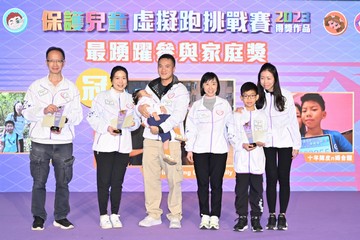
[
  {"left": 100, "top": 225, "right": 112, "bottom": 229},
  {"left": 112, "top": 224, "right": 122, "bottom": 228},
  {"left": 199, "top": 224, "right": 210, "bottom": 229},
  {"left": 139, "top": 219, "right": 162, "bottom": 227},
  {"left": 53, "top": 221, "right": 74, "bottom": 230},
  {"left": 169, "top": 223, "right": 181, "bottom": 229},
  {"left": 234, "top": 225, "right": 248, "bottom": 232},
  {"left": 31, "top": 226, "right": 44, "bottom": 231}
]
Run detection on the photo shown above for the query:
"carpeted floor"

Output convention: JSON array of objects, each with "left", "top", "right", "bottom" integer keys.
[{"left": 1, "top": 191, "right": 359, "bottom": 240}]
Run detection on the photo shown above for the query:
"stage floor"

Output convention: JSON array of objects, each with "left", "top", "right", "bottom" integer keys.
[{"left": 1, "top": 191, "right": 359, "bottom": 240}]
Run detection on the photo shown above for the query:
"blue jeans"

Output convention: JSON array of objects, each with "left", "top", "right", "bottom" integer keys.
[{"left": 30, "top": 141, "right": 74, "bottom": 221}]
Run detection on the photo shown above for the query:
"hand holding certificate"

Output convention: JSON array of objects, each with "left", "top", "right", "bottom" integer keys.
[{"left": 42, "top": 105, "right": 66, "bottom": 133}]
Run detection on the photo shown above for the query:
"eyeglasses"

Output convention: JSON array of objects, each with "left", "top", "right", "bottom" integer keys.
[
  {"left": 47, "top": 59, "right": 64, "bottom": 64},
  {"left": 242, "top": 94, "right": 257, "bottom": 99}
]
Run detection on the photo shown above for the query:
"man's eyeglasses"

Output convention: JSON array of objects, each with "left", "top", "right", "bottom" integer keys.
[
  {"left": 47, "top": 59, "right": 64, "bottom": 64},
  {"left": 242, "top": 94, "right": 257, "bottom": 99}
]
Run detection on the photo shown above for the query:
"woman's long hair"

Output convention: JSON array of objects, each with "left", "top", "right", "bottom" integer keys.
[
  {"left": 256, "top": 63, "right": 285, "bottom": 112},
  {"left": 12, "top": 101, "right": 23, "bottom": 122}
]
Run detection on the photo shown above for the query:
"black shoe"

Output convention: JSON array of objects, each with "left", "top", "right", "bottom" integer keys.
[
  {"left": 266, "top": 214, "right": 277, "bottom": 230},
  {"left": 251, "top": 216, "right": 263, "bottom": 232},
  {"left": 53, "top": 218, "right": 74, "bottom": 230},
  {"left": 277, "top": 214, "right": 288, "bottom": 230},
  {"left": 32, "top": 216, "right": 44, "bottom": 230},
  {"left": 233, "top": 216, "right": 248, "bottom": 232}
]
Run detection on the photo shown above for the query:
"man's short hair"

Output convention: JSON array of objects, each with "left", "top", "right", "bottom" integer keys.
[
  {"left": 301, "top": 93, "right": 326, "bottom": 110},
  {"left": 46, "top": 46, "right": 65, "bottom": 60},
  {"left": 158, "top": 54, "right": 176, "bottom": 67}
]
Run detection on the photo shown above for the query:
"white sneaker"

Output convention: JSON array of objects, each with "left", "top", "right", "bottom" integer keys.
[
  {"left": 199, "top": 214, "right": 210, "bottom": 229},
  {"left": 175, "top": 134, "right": 187, "bottom": 142},
  {"left": 110, "top": 214, "right": 123, "bottom": 228},
  {"left": 139, "top": 216, "right": 162, "bottom": 227},
  {"left": 163, "top": 154, "right": 177, "bottom": 165},
  {"left": 169, "top": 218, "right": 181, "bottom": 229},
  {"left": 100, "top": 215, "right": 112, "bottom": 229},
  {"left": 210, "top": 215, "right": 219, "bottom": 230}
]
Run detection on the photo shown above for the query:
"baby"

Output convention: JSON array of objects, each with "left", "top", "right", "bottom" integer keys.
[{"left": 133, "top": 89, "right": 186, "bottom": 165}]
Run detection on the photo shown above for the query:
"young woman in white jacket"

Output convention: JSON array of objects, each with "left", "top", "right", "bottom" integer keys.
[
  {"left": 185, "top": 72, "right": 233, "bottom": 230},
  {"left": 256, "top": 63, "right": 301, "bottom": 231},
  {"left": 86, "top": 66, "right": 140, "bottom": 229}
]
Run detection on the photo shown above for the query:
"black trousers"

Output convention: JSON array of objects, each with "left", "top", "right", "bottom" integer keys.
[
  {"left": 94, "top": 151, "right": 129, "bottom": 215},
  {"left": 193, "top": 152, "right": 227, "bottom": 218},
  {"left": 234, "top": 173, "right": 263, "bottom": 217},
  {"left": 264, "top": 147, "right": 293, "bottom": 214}
]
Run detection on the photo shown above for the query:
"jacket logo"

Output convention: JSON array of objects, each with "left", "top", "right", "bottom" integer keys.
[
  {"left": 126, "top": 103, "right": 134, "bottom": 109},
  {"left": 38, "top": 89, "right": 48, "bottom": 96},
  {"left": 60, "top": 92, "right": 70, "bottom": 101},
  {"left": 167, "top": 93, "right": 175, "bottom": 99},
  {"left": 216, "top": 110, "right": 224, "bottom": 116},
  {"left": 105, "top": 99, "right": 114, "bottom": 105}
]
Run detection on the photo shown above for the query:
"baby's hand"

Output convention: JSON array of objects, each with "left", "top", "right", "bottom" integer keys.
[{"left": 160, "top": 106, "right": 167, "bottom": 114}]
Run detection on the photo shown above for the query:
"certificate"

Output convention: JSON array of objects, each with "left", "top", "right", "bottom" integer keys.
[
  {"left": 110, "top": 110, "right": 134, "bottom": 131},
  {"left": 42, "top": 106, "right": 66, "bottom": 128}
]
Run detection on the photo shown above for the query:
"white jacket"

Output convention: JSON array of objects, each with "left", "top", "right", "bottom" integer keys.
[
  {"left": 228, "top": 109, "right": 268, "bottom": 174},
  {"left": 87, "top": 88, "right": 140, "bottom": 153},
  {"left": 136, "top": 76, "right": 189, "bottom": 141},
  {"left": 185, "top": 96, "right": 233, "bottom": 154},
  {"left": 23, "top": 75, "right": 83, "bottom": 144},
  {"left": 263, "top": 88, "right": 301, "bottom": 149}
]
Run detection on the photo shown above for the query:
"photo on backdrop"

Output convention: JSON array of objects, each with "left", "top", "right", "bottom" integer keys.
[
  {"left": 0, "top": 92, "right": 30, "bottom": 153},
  {"left": 293, "top": 92, "right": 353, "bottom": 153}
]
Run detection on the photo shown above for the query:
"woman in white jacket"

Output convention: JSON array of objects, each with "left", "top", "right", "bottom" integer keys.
[
  {"left": 185, "top": 72, "right": 233, "bottom": 230},
  {"left": 86, "top": 66, "right": 140, "bottom": 229},
  {"left": 256, "top": 63, "right": 301, "bottom": 231}
]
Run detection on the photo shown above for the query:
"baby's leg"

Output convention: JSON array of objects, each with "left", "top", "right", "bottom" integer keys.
[
  {"left": 163, "top": 140, "right": 170, "bottom": 155},
  {"left": 173, "top": 126, "right": 181, "bottom": 135},
  {"left": 153, "top": 112, "right": 160, "bottom": 121},
  {"left": 173, "top": 125, "right": 187, "bottom": 142}
]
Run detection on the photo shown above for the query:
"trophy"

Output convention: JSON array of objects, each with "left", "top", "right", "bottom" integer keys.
[
  {"left": 50, "top": 106, "right": 65, "bottom": 133},
  {"left": 243, "top": 121, "right": 256, "bottom": 147},
  {"left": 113, "top": 110, "right": 127, "bottom": 134}
]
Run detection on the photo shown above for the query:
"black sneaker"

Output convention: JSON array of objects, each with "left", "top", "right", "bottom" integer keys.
[
  {"left": 32, "top": 216, "right": 44, "bottom": 230},
  {"left": 53, "top": 218, "right": 74, "bottom": 230},
  {"left": 277, "top": 214, "right": 288, "bottom": 230},
  {"left": 266, "top": 214, "right": 277, "bottom": 230},
  {"left": 233, "top": 216, "right": 248, "bottom": 232},
  {"left": 251, "top": 216, "right": 263, "bottom": 232}
]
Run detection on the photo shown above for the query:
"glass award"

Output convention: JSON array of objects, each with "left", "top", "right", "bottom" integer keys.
[
  {"left": 113, "top": 110, "right": 127, "bottom": 134},
  {"left": 243, "top": 121, "right": 256, "bottom": 147},
  {"left": 50, "top": 106, "right": 64, "bottom": 132}
]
